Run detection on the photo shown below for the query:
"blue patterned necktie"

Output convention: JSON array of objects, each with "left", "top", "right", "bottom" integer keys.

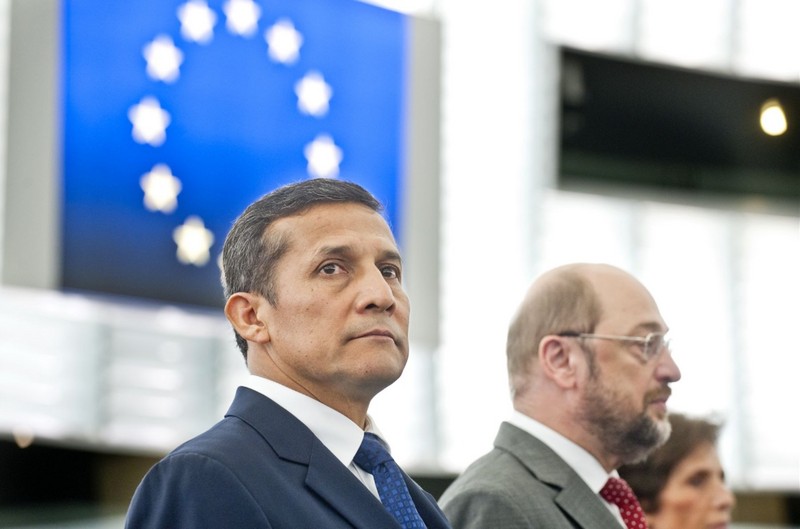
[{"left": 354, "top": 432, "right": 427, "bottom": 529}]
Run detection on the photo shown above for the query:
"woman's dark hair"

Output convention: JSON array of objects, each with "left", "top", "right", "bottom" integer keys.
[{"left": 618, "top": 413, "right": 722, "bottom": 513}]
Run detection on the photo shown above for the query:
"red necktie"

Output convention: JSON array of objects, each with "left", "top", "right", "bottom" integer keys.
[{"left": 600, "top": 477, "right": 648, "bottom": 529}]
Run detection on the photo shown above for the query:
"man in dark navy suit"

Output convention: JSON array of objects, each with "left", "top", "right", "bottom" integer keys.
[{"left": 126, "top": 179, "right": 450, "bottom": 529}]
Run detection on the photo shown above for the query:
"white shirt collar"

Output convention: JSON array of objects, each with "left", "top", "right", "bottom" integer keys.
[
  {"left": 243, "top": 375, "right": 384, "bottom": 467},
  {"left": 508, "top": 410, "right": 617, "bottom": 493}
]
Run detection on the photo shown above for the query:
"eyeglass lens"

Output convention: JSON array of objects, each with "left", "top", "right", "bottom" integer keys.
[{"left": 645, "top": 333, "right": 666, "bottom": 359}]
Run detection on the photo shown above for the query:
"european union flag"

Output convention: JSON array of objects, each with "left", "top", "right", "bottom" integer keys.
[{"left": 62, "top": 0, "right": 408, "bottom": 307}]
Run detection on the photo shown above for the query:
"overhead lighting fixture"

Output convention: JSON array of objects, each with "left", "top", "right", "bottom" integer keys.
[
  {"left": 13, "top": 425, "right": 35, "bottom": 449},
  {"left": 759, "top": 98, "right": 787, "bottom": 136}
]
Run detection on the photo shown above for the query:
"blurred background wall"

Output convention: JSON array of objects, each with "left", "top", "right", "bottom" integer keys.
[{"left": 0, "top": 0, "right": 798, "bottom": 527}]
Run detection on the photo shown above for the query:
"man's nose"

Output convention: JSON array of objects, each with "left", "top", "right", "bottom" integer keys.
[
  {"left": 356, "top": 268, "right": 395, "bottom": 312},
  {"left": 655, "top": 349, "right": 681, "bottom": 383}
]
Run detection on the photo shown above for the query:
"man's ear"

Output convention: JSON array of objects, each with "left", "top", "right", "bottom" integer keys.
[
  {"left": 224, "top": 293, "right": 270, "bottom": 344},
  {"left": 538, "top": 336, "right": 579, "bottom": 389}
]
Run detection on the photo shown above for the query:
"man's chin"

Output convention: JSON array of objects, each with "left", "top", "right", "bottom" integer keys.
[
  {"left": 618, "top": 413, "right": 673, "bottom": 465},
  {"left": 361, "top": 359, "right": 407, "bottom": 393},
  {"left": 653, "top": 413, "right": 672, "bottom": 445},
  {"left": 640, "top": 412, "right": 672, "bottom": 452}
]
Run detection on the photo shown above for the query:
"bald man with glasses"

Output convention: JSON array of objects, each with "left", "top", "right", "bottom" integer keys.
[{"left": 439, "top": 263, "right": 682, "bottom": 529}]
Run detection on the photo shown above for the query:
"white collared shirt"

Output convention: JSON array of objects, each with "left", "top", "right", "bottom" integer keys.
[
  {"left": 242, "top": 375, "right": 382, "bottom": 499},
  {"left": 508, "top": 411, "right": 626, "bottom": 528}
]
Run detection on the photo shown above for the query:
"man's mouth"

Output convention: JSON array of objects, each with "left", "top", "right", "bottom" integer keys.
[
  {"left": 649, "top": 387, "right": 672, "bottom": 404},
  {"left": 353, "top": 328, "right": 396, "bottom": 342}
]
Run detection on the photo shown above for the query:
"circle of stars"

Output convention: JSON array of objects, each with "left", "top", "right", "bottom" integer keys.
[{"left": 130, "top": 0, "right": 339, "bottom": 266}]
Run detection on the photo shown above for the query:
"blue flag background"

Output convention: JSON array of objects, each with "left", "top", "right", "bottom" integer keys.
[{"left": 61, "top": 0, "right": 408, "bottom": 307}]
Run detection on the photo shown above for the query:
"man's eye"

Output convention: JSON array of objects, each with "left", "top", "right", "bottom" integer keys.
[
  {"left": 320, "top": 263, "right": 342, "bottom": 275},
  {"left": 381, "top": 265, "right": 400, "bottom": 279}
]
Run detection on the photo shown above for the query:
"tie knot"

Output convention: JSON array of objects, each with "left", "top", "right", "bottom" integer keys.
[
  {"left": 600, "top": 477, "right": 635, "bottom": 502},
  {"left": 600, "top": 477, "right": 648, "bottom": 529},
  {"left": 354, "top": 432, "right": 393, "bottom": 472}
]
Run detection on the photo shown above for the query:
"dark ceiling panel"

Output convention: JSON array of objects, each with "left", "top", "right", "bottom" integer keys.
[{"left": 558, "top": 47, "right": 800, "bottom": 208}]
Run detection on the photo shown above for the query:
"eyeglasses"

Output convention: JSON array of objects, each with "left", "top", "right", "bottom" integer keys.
[{"left": 556, "top": 331, "right": 670, "bottom": 362}]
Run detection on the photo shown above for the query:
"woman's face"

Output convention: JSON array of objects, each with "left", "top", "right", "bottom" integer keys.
[{"left": 647, "top": 442, "right": 735, "bottom": 529}]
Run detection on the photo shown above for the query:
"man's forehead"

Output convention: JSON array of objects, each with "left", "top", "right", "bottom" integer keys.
[
  {"left": 281, "top": 201, "right": 384, "bottom": 222},
  {"left": 589, "top": 272, "right": 664, "bottom": 325},
  {"left": 268, "top": 202, "right": 376, "bottom": 228},
  {"left": 269, "top": 203, "right": 399, "bottom": 252},
  {"left": 596, "top": 293, "right": 665, "bottom": 332}
]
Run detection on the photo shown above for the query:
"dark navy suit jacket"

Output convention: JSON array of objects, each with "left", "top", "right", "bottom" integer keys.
[{"left": 125, "top": 386, "right": 451, "bottom": 529}]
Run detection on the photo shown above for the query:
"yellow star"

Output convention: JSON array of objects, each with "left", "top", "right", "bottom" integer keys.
[
  {"left": 304, "top": 134, "right": 343, "bottom": 178},
  {"left": 141, "top": 164, "right": 182, "bottom": 213},
  {"left": 143, "top": 35, "right": 184, "bottom": 83},
  {"left": 177, "top": 0, "right": 217, "bottom": 44},
  {"left": 223, "top": 0, "right": 261, "bottom": 37},
  {"left": 173, "top": 216, "right": 214, "bottom": 266},
  {"left": 295, "top": 71, "right": 332, "bottom": 117},
  {"left": 128, "top": 96, "right": 171, "bottom": 146},
  {"left": 265, "top": 18, "right": 303, "bottom": 64}
]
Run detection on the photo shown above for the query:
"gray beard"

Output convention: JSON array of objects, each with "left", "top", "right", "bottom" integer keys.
[{"left": 580, "top": 383, "right": 672, "bottom": 465}]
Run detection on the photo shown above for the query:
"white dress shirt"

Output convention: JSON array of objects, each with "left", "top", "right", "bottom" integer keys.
[
  {"left": 508, "top": 411, "right": 626, "bottom": 528},
  {"left": 243, "top": 375, "right": 383, "bottom": 499}
]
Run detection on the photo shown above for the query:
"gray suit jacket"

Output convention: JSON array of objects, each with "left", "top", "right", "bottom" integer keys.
[{"left": 438, "top": 422, "right": 623, "bottom": 529}]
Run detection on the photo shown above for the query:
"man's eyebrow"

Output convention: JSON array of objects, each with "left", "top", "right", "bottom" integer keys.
[
  {"left": 631, "top": 322, "right": 668, "bottom": 334},
  {"left": 313, "top": 245, "right": 403, "bottom": 264},
  {"left": 379, "top": 249, "right": 403, "bottom": 264},
  {"left": 315, "top": 245, "right": 355, "bottom": 259}
]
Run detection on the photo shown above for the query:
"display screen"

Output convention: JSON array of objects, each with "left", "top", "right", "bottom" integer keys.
[
  {"left": 558, "top": 47, "right": 800, "bottom": 208},
  {"left": 62, "top": 0, "right": 408, "bottom": 307}
]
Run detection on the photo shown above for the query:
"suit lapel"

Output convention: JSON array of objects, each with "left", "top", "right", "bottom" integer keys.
[
  {"left": 495, "top": 422, "right": 622, "bottom": 528},
  {"left": 405, "top": 475, "right": 452, "bottom": 529},
  {"left": 305, "top": 441, "right": 402, "bottom": 528},
  {"left": 228, "top": 387, "right": 403, "bottom": 529},
  {"left": 554, "top": 473, "right": 622, "bottom": 528},
  {"left": 305, "top": 441, "right": 451, "bottom": 529}
]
